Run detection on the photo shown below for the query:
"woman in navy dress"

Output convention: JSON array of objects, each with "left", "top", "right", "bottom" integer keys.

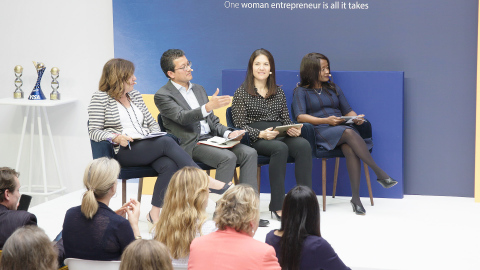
[
  {"left": 292, "top": 53, "right": 397, "bottom": 215},
  {"left": 265, "top": 186, "right": 350, "bottom": 270}
]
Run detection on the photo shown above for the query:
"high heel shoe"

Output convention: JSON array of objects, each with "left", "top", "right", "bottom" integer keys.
[
  {"left": 270, "top": 211, "right": 281, "bottom": 221},
  {"left": 377, "top": 177, "right": 398, "bottom": 189},
  {"left": 209, "top": 182, "right": 234, "bottom": 202},
  {"left": 146, "top": 212, "right": 155, "bottom": 224},
  {"left": 350, "top": 200, "right": 366, "bottom": 215}
]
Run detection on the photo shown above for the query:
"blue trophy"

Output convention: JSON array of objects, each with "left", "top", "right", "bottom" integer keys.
[{"left": 28, "top": 61, "right": 47, "bottom": 100}]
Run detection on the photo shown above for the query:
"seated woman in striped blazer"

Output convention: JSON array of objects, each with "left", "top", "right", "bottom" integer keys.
[{"left": 88, "top": 58, "right": 231, "bottom": 223}]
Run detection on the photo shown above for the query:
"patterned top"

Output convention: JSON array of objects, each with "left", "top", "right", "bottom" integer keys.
[
  {"left": 88, "top": 90, "right": 161, "bottom": 154},
  {"left": 232, "top": 85, "right": 294, "bottom": 143}
]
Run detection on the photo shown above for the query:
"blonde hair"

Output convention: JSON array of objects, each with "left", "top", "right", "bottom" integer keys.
[
  {"left": 99, "top": 58, "right": 135, "bottom": 100},
  {"left": 0, "top": 226, "right": 58, "bottom": 270},
  {"left": 120, "top": 240, "right": 173, "bottom": 270},
  {"left": 153, "top": 167, "right": 209, "bottom": 259},
  {"left": 214, "top": 184, "right": 259, "bottom": 233},
  {"left": 81, "top": 157, "right": 120, "bottom": 219}
]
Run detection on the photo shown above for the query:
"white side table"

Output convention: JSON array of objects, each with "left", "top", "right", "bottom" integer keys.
[{"left": 0, "top": 97, "right": 77, "bottom": 200}]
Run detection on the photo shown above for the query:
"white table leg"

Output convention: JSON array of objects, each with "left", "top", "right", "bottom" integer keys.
[
  {"left": 15, "top": 106, "right": 30, "bottom": 171},
  {"left": 41, "top": 107, "right": 63, "bottom": 190},
  {"left": 36, "top": 107, "right": 48, "bottom": 202},
  {"left": 28, "top": 107, "right": 35, "bottom": 193}
]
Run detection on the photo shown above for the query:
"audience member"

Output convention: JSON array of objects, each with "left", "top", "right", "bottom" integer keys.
[
  {"left": 0, "top": 167, "right": 36, "bottom": 249},
  {"left": 265, "top": 186, "right": 350, "bottom": 270},
  {"left": 89, "top": 58, "right": 229, "bottom": 224},
  {"left": 62, "top": 157, "right": 140, "bottom": 261},
  {"left": 0, "top": 226, "right": 57, "bottom": 270},
  {"left": 154, "top": 167, "right": 215, "bottom": 267},
  {"left": 232, "top": 48, "right": 312, "bottom": 220},
  {"left": 188, "top": 184, "right": 280, "bottom": 269},
  {"left": 120, "top": 239, "right": 173, "bottom": 270},
  {"left": 292, "top": 53, "right": 397, "bottom": 215}
]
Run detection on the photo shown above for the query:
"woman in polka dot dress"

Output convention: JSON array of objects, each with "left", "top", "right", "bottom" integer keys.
[{"left": 232, "top": 48, "right": 313, "bottom": 220}]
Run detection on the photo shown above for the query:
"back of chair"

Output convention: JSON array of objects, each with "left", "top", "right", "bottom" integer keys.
[{"left": 65, "top": 258, "right": 121, "bottom": 270}]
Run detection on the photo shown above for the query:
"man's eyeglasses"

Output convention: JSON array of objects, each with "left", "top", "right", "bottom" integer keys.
[{"left": 175, "top": 61, "right": 192, "bottom": 72}]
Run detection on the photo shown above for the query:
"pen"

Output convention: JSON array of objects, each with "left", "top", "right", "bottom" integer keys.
[{"left": 125, "top": 133, "right": 132, "bottom": 150}]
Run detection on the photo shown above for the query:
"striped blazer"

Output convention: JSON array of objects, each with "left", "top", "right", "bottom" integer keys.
[{"left": 88, "top": 90, "right": 161, "bottom": 154}]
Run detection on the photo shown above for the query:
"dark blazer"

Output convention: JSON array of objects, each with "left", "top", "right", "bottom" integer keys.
[
  {"left": 0, "top": 204, "right": 37, "bottom": 249},
  {"left": 154, "top": 80, "right": 230, "bottom": 155}
]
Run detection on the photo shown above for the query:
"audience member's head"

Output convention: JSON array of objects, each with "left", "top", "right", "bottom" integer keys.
[
  {"left": 99, "top": 58, "right": 135, "bottom": 100},
  {"left": 279, "top": 185, "right": 321, "bottom": 269},
  {"left": 119, "top": 239, "right": 173, "bottom": 270},
  {"left": 154, "top": 166, "right": 209, "bottom": 259},
  {"left": 244, "top": 48, "right": 277, "bottom": 96},
  {"left": 0, "top": 226, "right": 57, "bottom": 270},
  {"left": 0, "top": 167, "right": 21, "bottom": 210},
  {"left": 81, "top": 157, "right": 120, "bottom": 219},
  {"left": 214, "top": 184, "right": 260, "bottom": 236}
]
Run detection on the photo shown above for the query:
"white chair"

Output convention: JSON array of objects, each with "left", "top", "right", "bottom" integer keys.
[{"left": 64, "top": 258, "right": 121, "bottom": 270}]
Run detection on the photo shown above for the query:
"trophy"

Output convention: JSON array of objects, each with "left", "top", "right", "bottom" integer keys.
[
  {"left": 50, "top": 67, "right": 60, "bottom": 100},
  {"left": 13, "top": 65, "right": 24, "bottom": 99},
  {"left": 28, "top": 61, "right": 47, "bottom": 100}
]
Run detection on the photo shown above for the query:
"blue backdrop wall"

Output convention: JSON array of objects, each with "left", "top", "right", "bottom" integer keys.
[{"left": 113, "top": 0, "right": 478, "bottom": 197}]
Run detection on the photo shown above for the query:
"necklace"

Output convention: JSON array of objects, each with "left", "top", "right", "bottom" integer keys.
[
  {"left": 118, "top": 98, "right": 146, "bottom": 136},
  {"left": 314, "top": 87, "right": 323, "bottom": 95}
]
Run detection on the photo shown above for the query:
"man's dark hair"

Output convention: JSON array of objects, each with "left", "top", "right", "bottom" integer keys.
[
  {"left": 0, "top": 167, "right": 19, "bottom": 202},
  {"left": 160, "top": 49, "right": 185, "bottom": 79}
]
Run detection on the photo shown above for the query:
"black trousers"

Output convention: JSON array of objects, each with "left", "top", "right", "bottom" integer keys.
[
  {"left": 252, "top": 136, "right": 312, "bottom": 211},
  {"left": 116, "top": 136, "right": 198, "bottom": 207}
]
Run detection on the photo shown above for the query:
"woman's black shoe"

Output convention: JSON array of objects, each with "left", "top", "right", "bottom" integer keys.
[
  {"left": 350, "top": 200, "right": 366, "bottom": 215},
  {"left": 270, "top": 211, "right": 281, "bottom": 221},
  {"left": 377, "top": 177, "right": 398, "bottom": 189},
  {"left": 209, "top": 182, "right": 233, "bottom": 202}
]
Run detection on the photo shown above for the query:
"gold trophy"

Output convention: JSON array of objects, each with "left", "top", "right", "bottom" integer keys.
[
  {"left": 50, "top": 67, "right": 60, "bottom": 100},
  {"left": 14, "top": 65, "right": 24, "bottom": 99}
]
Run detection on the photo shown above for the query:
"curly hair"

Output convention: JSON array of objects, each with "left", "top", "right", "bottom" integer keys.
[
  {"left": 214, "top": 184, "right": 259, "bottom": 233},
  {"left": 99, "top": 58, "right": 135, "bottom": 100},
  {"left": 81, "top": 157, "right": 120, "bottom": 219},
  {"left": 0, "top": 226, "right": 58, "bottom": 270},
  {"left": 120, "top": 240, "right": 173, "bottom": 270},
  {"left": 153, "top": 167, "right": 210, "bottom": 259}
]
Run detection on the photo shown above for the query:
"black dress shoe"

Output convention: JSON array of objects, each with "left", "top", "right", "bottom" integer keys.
[
  {"left": 350, "top": 200, "right": 366, "bottom": 215},
  {"left": 259, "top": 219, "right": 270, "bottom": 227},
  {"left": 377, "top": 177, "right": 398, "bottom": 189}
]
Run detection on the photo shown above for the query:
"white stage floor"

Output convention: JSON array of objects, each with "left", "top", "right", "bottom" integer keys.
[{"left": 30, "top": 181, "right": 480, "bottom": 270}]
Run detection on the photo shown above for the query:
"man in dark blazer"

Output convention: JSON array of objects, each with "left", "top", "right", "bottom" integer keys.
[
  {"left": 0, "top": 167, "right": 37, "bottom": 249},
  {"left": 154, "top": 49, "right": 259, "bottom": 196}
]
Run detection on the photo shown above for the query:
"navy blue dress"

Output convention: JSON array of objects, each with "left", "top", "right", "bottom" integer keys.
[
  {"left": 265, "top": 230, "right": 351, "bottom": 270},
  {"left": 292, "top": 85, "right": 373, "bottom": 151},
  {"left": 62, "top": 202, "right": 135, "bottom": 261}
]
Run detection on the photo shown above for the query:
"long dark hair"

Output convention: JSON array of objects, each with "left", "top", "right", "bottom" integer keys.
[
  {"left": 279, "top": 186, "right": 321, "bottom": 270},
  {"left": 298, "top": 52, "right": 338, "bottom": 95},
  {"left": 243, "top": 48, "right": 277, "bottom": 97}
]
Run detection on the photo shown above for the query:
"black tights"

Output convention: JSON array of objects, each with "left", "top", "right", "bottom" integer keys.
[{"left": 337, "top": 129, "right": 389, "bottom": 205}]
